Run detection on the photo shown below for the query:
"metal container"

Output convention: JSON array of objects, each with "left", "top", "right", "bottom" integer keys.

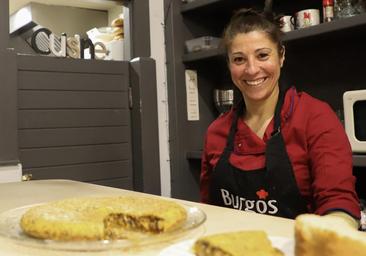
[
  {"left": 185, "top": 36, "right": 221, "bottom": 53},
  {"left": 213, "top": 89, "right": 234, "bottom": 114}
]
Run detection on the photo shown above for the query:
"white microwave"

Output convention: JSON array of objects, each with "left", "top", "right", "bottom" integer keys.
[{"left": 343, "top": 89, "right": 366, "bottom": 153}]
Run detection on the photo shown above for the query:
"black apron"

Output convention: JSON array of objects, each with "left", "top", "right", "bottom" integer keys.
[{"left": 209, "top": 89, "right": 308, "bottom": 219}]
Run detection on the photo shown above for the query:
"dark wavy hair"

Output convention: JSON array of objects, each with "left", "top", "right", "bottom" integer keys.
[{"left": 222, "top": 8, "right": 284, "bottom": 56}]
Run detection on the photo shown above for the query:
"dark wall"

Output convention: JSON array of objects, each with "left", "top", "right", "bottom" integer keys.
[
  {"left": 0, "top": 50, "right": 18, "bottom": 165},
  {"left": 124, "top": 0, "right": 151, "bottom": 59}
]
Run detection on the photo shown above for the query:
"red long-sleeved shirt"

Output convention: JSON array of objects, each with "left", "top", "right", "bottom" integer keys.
[{"left": 200, "top": 87, "right": 360, "bottom": 218}]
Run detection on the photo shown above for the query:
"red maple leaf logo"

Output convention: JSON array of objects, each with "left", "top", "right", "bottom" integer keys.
[{"left": 256, "top": 189, "right": 269, "bottom": 200}]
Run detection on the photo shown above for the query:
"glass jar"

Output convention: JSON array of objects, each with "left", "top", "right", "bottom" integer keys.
[
  {"left": 335, "top": 0, "right": 359, "bottom": 18},
  {"left": 356, "top": 0, "right": 366, "bottom": 13}
]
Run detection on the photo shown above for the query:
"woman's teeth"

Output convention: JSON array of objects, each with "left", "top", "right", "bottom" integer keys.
[{"left": 245, "top": 78, "right": 265, "bottom": 86}]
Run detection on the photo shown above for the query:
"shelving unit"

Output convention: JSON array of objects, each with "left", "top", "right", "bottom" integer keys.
[
  {"left": 165, "top": 0, "right": 366, "bottom": 201},
  {"left": 182, "top": 12, "right": 366, "bottom": 63}
]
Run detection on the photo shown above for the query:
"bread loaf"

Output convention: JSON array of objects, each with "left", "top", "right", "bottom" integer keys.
[{"left": 295, "top": 214, "right": 366, "bottom": 256}]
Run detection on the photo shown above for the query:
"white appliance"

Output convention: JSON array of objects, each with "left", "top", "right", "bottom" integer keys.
[{"left": 343, "top": 89, "right": 366, "bottom": 153}]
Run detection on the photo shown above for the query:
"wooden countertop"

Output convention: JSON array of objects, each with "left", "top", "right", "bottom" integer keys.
[{"left": 0, "top": 179, "right": 294, "bottom": 255}]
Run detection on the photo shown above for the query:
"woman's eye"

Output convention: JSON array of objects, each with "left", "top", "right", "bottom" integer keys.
[
  {"left": 258, "top": 53, "right": 269, "bottom": 60},
  {"left": 232, "top": 56, "right": 245, "bottom": 64}
]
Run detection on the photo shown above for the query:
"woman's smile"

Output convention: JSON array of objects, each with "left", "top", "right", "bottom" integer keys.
[{"left": 245, "top": 78, "right": 267, "bottom": 87}]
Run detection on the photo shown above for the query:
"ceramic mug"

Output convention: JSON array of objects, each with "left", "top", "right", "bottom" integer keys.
[
  {"left": 294, "top": 9, "right": 320, "bottom": 29},
  {"left": 280, "top": 15, "right": 295, "bottom": 32}
]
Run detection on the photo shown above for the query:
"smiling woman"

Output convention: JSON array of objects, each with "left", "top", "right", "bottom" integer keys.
[{"left": 200, "top": 7, "right": 361, "bottom": 228}]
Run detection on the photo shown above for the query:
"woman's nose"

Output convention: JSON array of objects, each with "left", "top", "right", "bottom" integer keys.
[{"left": 245, "top": 59, "right": 260, "bottom": 75}]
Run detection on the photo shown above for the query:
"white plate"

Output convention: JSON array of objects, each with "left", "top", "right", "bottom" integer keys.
[
  {"left": 159, "top": 236, "right": 294, "bottom": 256},
  {"left": 0, "top": 203, "right": 206, "bottom": 252}
]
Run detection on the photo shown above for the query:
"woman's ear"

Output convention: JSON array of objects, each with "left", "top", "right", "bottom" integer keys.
[{"left": 280, "top": 46, "right": 285, "bottom": 68}]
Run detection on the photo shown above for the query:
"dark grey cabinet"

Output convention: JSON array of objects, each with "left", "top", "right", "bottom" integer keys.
[
  {"left": 165, "top": 0, "right": 366, "bottom": 201},
  {"left": 17, "top": 55, "right": 133, "bottom": 189}
]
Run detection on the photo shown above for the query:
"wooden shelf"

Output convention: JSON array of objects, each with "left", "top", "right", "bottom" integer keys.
[
  {"left": 181, "top": 0, "right": 320, "bottom": 15},
  {"left": 283, "top": 13, "right": 366, "bottom": 42},
  {"left": 353, "top": 154, "right": 366, "bottom": 167},
  {"left": 181, "top": 0, "right": 262, "bottom": 20},
  {"left": 186, "top": 151, "right": 203, "bottom": 160},
  {"left": 181, "top": 0, "right": 223, "bottom": 12},
  {"left": 181, "top": 13, "right": 366, "bottom": 63},
  {"left": 187, "top": 150, "right": 366, "bottom": 167},
  {"left": 182, "top": 48, "right": 224, "bottom": 63}
]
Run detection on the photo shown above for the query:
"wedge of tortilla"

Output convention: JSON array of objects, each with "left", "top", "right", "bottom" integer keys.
[{"left": 193, "top": 230, "right": 284, "bottom": 256}]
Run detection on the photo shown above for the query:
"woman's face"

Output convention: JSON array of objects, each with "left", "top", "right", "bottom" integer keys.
[{"left": 228, "top": 31, "right": 284, "bottom": 103}]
